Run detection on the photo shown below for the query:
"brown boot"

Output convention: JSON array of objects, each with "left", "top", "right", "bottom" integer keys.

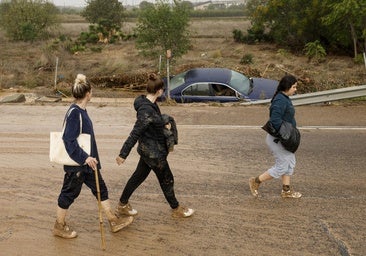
[
  {"left": 101, "top": 199, "right": 134, "bottom": 232},
  {"left": 108, "top": 216, "right": 134, "bottom": 233},
  {"left": 52, "top": 221, "right": 77, "bottom": 239},
  {"left": 249, "top": 177, "right": 260, "bottom": 197}
]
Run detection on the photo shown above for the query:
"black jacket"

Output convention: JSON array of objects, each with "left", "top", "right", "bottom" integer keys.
[
  {"left": 162, "top": 114, "right": 178, "bottom": 142},
  {"left": 119, "top": 95, "right": 168, "bottom": 159}
]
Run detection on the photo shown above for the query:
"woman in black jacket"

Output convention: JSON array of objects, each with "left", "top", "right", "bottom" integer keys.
[{"left": 115, "top": 73, "right": 194, "bottom": 218}]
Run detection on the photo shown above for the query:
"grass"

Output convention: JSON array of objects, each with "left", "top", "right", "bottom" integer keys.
[{"left": 0, "top": 17, "right": 365, "bottom": 96}]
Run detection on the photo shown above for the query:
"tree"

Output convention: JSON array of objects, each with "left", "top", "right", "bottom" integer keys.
[
  {"left": 139, "top": 1, "right": 154, "bottom": 10},
  {"left": 248, "top": 0, "right": 329, "bottom": 49},
  {"left": 244, "top": 0, "right": 366, "bottom": 56},
  {"left": 0, "top": 0, "right": 59, "bottom": 41},
  {"left": 322, "top": 0, "right": 366, "bottom": 58},
  {"left": 82, "top": 0, "right": 125, "bottom": 29},
  {"left": 181, "top": 1, "right": 193, "bottom": 10},
  {"left": 135, "top": 0, "right": 191, "bottom": 59}
]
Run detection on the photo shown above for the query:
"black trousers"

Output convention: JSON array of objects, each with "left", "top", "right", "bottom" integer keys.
[
  {"left": 120, "top": 156, "right": 179, "bottom": 209},
  {"left": 58, "top": 169, "right": 108, "bottom": 209}
]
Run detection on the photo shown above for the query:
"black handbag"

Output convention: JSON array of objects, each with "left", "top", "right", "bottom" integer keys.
[
  {"left": 262, "top": 120, "right": 301, "bottom": 153},
  {"left": 278, "top": 121, "right": 301, "bottom": 153},
  {"left": 261, "top": 120, "right": 278, "bottom": 137}
]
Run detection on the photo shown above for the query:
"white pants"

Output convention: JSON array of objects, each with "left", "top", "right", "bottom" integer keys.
[{"left": 266, "top": 134, "right": 296, "bottom": 178}]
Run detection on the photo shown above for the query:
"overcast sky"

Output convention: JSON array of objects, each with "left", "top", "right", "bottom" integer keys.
[{"left": 52, "top": 0, "right": 86, "bottom": 7}]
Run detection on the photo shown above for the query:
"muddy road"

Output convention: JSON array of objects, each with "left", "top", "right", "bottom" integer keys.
[{"left": 0, "top": 101, "right": 365, "bottom": 255}]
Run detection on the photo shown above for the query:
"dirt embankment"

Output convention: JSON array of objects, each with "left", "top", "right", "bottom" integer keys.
[{"left": 1, "top": 19, "right": 365, "bottom": 97}]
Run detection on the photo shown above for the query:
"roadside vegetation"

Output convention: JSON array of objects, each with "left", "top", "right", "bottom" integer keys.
[{"left": 0, "top": 0, "right": 365, "bottom": 98}]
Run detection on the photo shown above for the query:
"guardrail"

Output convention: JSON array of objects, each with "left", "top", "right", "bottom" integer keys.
[{"left": 241, "top": 84, "right": 366, "bottom": 106}]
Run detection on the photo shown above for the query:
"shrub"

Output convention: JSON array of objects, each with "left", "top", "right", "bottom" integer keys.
[
  {"left": 232, "top": 29, "right": 244, "bottom": 43},
  {"left": 354, "top": 53, "right": 365, "bottom": 65},
  {"left": 240, "top": 54, "right": 253, "bottom": 64},
  {"left": 277, "top": 49, "right": 290, "bottom": 57},
  {"left": 0, "top": 0, "right": 59, "bottom": 41},
  {"left": 233, "top": 26, "right": 271, "bottom": 45},
  {"left": 304, "top": 40, "right": 326, "bottom": 62}
]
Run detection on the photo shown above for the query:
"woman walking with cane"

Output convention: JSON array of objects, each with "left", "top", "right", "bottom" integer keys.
[
  {"left": 53, "top": 74, "right": 134, "bottom": 239},
  {"left": 115, "top": 73, "right": 194, "bottom": 218}
]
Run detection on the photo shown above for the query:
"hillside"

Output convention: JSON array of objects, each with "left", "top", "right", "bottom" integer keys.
[{"left": 0, "top": 18, "right": 365, "bottom": 98}]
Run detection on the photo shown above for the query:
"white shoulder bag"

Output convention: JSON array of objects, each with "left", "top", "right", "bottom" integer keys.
[{"left": 49, "top": 108, "right": 91, "bottom": 166}]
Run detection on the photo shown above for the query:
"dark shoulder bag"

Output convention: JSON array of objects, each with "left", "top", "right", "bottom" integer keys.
[
  {"left": 278, "top": 121, "right": 301, "bottom": 153},
  {"left": 262, "top": 121, "right": 301, "bottom": 153},
  {"left": 261, "top": 120, "right": 278, "bottom": 137}
]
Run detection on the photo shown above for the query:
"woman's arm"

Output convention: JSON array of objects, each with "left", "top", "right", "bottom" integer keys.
[
  {"left": 118, "top": 109, "right": 153, "bottom": 159},
  {"left": 63, "top": 109, "right": 89, "bottom": 165},
  {"left": 269, "top": 97, "right": 286, "bottom": 131}
]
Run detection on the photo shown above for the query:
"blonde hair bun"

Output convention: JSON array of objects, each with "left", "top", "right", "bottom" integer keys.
[{"left": 75, "top": 74, "right": 87, "bottom": 85}]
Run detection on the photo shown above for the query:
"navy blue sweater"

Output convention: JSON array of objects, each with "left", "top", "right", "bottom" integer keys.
[
  {"left": 269, "top": 92, "right": 296, "bottom": 131},
  {"left": 62, "top": 104, "right": 100, "bottom": 172}
]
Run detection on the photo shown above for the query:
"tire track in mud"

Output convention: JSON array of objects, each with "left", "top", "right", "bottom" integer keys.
[
  {"left": 318, "top": 219, "right": 350, "bottom": 256},
  {"left": 0, "top": 228, "right": 12, "bottom": 241}
]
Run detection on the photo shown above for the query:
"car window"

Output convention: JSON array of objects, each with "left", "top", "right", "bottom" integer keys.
[
  {"left": 229, "top": 70, "right": 252, "bottom": 95},
  {"left": 169, "top": 71, "right": 187, "bottom": 90},
  {"left": 182, "top": 83, "right": 210, "bottom": 96},
  {"left": 211, "top": 84, "right": 236, "bottom": 96}
]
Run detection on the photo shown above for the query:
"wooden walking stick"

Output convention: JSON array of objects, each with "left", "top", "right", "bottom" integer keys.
[{"left": 93, "top": 167, "right": 106, "bottom": 250}]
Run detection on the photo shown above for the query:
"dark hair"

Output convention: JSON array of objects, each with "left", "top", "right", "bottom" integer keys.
[
  {"left": 271, "top": 75, "right": 297, "bottom": 102},
  {"left": 72, "top": 74, "right": 91, "bottom": 100},
  {"left": 146, "top": 73, "right": 164, "bottom": 94}
]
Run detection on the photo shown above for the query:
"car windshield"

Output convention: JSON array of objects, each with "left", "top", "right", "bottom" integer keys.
[
  {"left": 169, "top": 71, "right": 187, "bottom": 90},
  {"left": 229, "top": 70, "right": 252, "bottom": 95}
]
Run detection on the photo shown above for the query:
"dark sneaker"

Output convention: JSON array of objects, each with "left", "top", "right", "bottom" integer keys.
[
  {"left": 281, "top": 190, "right": 302, "bottom": 198},
  {"left": 171, "top": 205, "right": 195, "bottom": 218},
  {"left": 52, "top": 221, "right": 77, "bottom": 239},
  {"left": 249, "top": 177, "right": 260, "bottom": 197},
  {"left": 109, "top": 216, "right": 134, "bottom": 233},
  {"left": 115, "top": 202, "right": 138, "bottom": 217}
]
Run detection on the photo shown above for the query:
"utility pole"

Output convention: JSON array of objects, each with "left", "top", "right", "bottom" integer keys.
[
  {"left": 166, "top": 49, "right": 172, "bottom": 100},
  {"left": 54, "top": 57, "right": 58, "bottom": 90}
]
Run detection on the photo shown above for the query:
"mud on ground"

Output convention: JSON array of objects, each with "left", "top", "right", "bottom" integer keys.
[{"left": 0, "top": 100, "right": 366, "bottom": 256}]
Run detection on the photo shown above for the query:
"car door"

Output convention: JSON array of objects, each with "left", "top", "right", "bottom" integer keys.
[
  {"left": 210, "top": 83, "right": 242, "bottom": 102},
  {"left": 180, "top": 83, "right": 242, "bottom": 103},
  {"left": 181, "top": 83, "right": 213, "bottom": 102}
]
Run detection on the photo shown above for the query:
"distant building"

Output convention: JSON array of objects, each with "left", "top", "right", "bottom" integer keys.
[
  {"left": 193, "top": 0, "right": 247, "bottom": 10},
  {"left": 193, "top": 1, "right": 212, "bottom": 10}
]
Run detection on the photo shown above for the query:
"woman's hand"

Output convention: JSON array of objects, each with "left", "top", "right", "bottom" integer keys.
[
  {"left": 85, "top": 156, "right": 98, "bottom": 171},
  {"left": 165, "top": 123, "right": 171, "bottom": 130},
  {"left": 116, "top": 156, "right": 126, "bottom": 165}
]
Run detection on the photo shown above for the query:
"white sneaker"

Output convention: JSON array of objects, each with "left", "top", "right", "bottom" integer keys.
[
  {"left": 172, "top": 205, "right": 195, "bottom": 218},
  {"left": 115, "top": 202, "right": 138, "bottom": 216},
  {"left": 281, "top": 190, "right": 302, "bottom": 198}
]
